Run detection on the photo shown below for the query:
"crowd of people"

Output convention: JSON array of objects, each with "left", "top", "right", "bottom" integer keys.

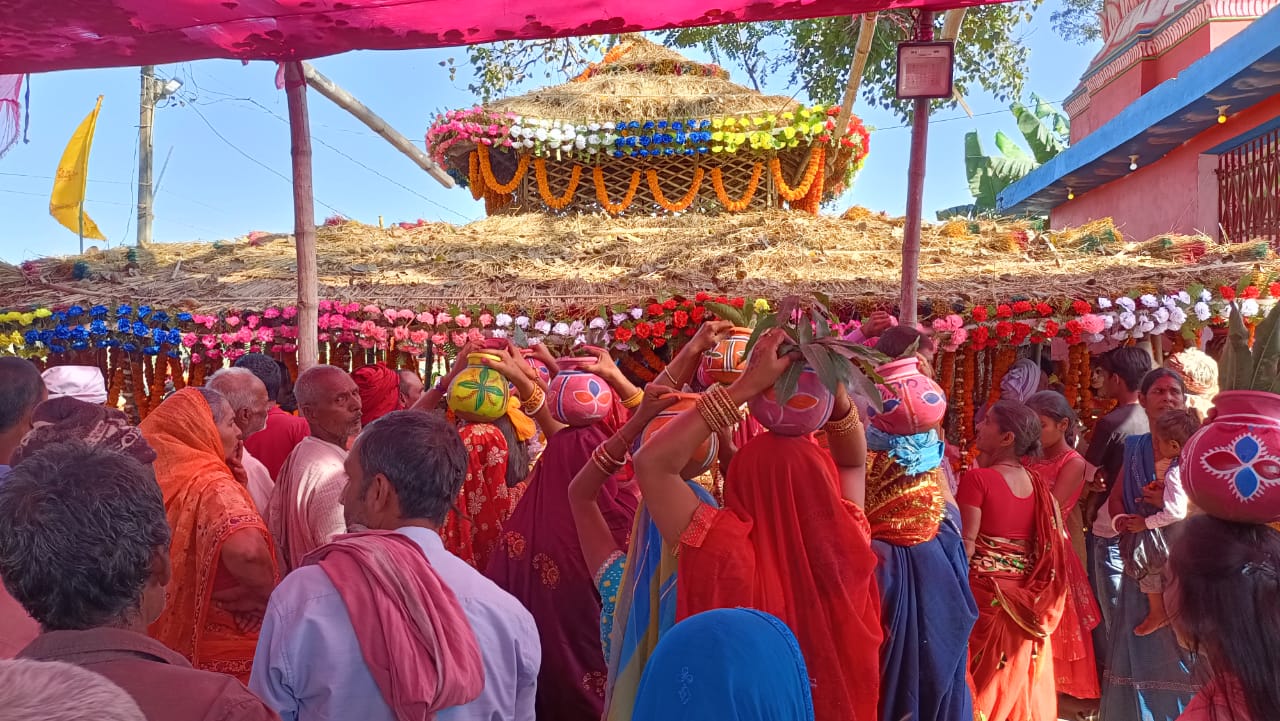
[{"left": 0, "top": 315, "right": 1276, "bottom": 721}]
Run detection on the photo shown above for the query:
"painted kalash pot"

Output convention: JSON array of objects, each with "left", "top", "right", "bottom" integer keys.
[
  {"left": 636, "top": 392, "right": 719, "bottom": 477},
  {"left": 448, "top": 353, "right": 510, "bottom": 422},
  {"left": 701, "top": 327, "right": 753, "bottom": 385},
  {"left": 867, "top": 357, "right": 948, "bottom": 435},
  {"left": 547, "top": 356, "right": 614, "bottom": 427},
  {"left": 747, "top": 366, "right": 835, "bottom": 437},
  {"left": 1181, "top": 390, "right": 1280, "bottom": 524}
]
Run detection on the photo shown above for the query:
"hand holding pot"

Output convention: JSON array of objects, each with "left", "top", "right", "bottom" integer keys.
[
  {"left": 634, "top": 384, "right": 680, "bottom": 425},
  {"left": 579, "top": 346, "right": 623, "bottom": 381},
  {"left": 480, "top": 346, "right": 536, "bottom": 396},
  {"left": 690, "top": 320, "right": 736, "bottom": 354},
  {"left": 729, "top": 328, "right": 799, "bottom": 403},
  {"left": 529, "top": 343, "right": 561, "bottom": 375}
]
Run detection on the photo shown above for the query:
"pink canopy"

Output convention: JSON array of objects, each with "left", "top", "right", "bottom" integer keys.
[{"left": 3, "top": 0, "right": 1003, "bottom": 74}]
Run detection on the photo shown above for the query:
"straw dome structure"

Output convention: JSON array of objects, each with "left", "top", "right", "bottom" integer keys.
[{"left": 426, "top": 36, "right": 870, "bottom": 217}]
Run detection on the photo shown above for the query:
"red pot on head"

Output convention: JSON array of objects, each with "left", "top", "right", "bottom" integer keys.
[
  {"left": 547, "top": 357, "right": 613, "bottom": 427},
  {"left": 482, "top": 337, "right": 509, "bottom": 350},
  {"left": 868, "top": 357, "right": 948, "bottom": 436},
  {"left": 1181, "top": 390, "right": 1280, "bottom": 524},
  {"left": 701, "top": 327, "right": 752, "bottom": 385},
  {"left": 747, "top": 366, "right": 835, "bottom": 437},
  {"left": 520, "top": 349, "right": 552, "bottom": 385},
  {"left": 634, "top": 393, "right": 718, "bottom": 479}
]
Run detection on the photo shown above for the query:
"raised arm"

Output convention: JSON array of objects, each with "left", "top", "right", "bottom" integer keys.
[
  {"left": 825, "top": 386, "right": 868, "bottom": 507},
  {"left": 581, "top": 346, "right": 643, "bottom": 407},
  {"left": 413, "top": 341, "right": 477, "bottom": 412},
  {"left": 482, "top": 345, "right": 565, "bottom": 439},
  {"left": 658, "top": 320, "right": 735, "bottom": 388},
  {"left": 634, "top": 329, "right": 796, "bottom": 545},
  {"left": 569, "top": 386, "right": 677, "bottom": 574}
]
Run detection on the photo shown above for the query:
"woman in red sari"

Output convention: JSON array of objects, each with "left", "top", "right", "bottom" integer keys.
[
  {"left": 634, "top": 329, "right": 883, "bottom": 721},
  {"left": 958, "top": 399, "right": 1069, "bottom": 721},
  {"left": 1024, "top": 391, "right": 1101, "bottom": 704},
  {"left": 139, "top": 387, "right": 279, "bottom": 682}
]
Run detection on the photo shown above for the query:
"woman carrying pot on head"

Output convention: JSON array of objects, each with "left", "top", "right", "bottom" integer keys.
[
  {"left": 958, "top": 399, "right": 1070, "bottom": 721},
  {"left": 634, "top": 328, "right": 882, "bottom": 721}
]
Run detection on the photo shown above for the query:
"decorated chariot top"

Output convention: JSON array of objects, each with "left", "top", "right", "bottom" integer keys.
[{"left": 426, "top": 36, "right": 869, "bottom": 216}]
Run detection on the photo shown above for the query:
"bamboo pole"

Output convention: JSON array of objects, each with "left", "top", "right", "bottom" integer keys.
[
  {"left": 831, "top": 14, "right": 878, "bottom": 145},
  {"left": 300, "top": 62, "right": 454, "bottom": 188},
  {"left": 285, "top": 62, "right": 319, "bottom": 371},
  {"left": 900, "top": 10, "right": 935, "bottom": 326}
]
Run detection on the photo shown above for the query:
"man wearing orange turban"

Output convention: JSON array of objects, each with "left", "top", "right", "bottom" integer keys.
[{"left": 352, "top": 365, "right": 403, "bottom": 427}]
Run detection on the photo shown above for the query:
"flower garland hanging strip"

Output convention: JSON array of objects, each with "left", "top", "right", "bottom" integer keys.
[
  {"left": 770, "top": 147, "right": 825, "bottom": 202},
  {"left": 535, "top": 159, "right": 582, "bottom": 210},
  {"left": 594, "top": 167, "right": 642, "bottom": 215},
  {"left": 646, "top": 167, "right": 704, "bottom": 212},
  {"left": 710, "top": 164, "right": 762, "bottom": 212},
  {"left": 477, "top": 145, "right": 530, "bottom": 194}
]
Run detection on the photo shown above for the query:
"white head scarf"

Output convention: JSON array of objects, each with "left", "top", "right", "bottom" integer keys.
[
  {"left": 1000, "top": 358, "right": 1044, "bottom": 404},
  {"left": 40, "top": 365, "right": 108, "bottom": 405}
]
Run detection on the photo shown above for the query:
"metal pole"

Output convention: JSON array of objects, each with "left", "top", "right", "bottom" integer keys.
[
  {"left": 899, "top": 10, "right": 934, "bottom": 327},
  {"left": 137, "top": 65, "right": 155, "bottom": 248},
  {"left": 285, "top": 62, "right": 319, "bottom": 371}
]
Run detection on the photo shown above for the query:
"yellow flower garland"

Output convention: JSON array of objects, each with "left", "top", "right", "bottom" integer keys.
[
  {"left": 477, "top": 145, "right": 530, "bottom": 194},
  {"left": 536, "top": 159, "right": 582, "bottom": 210},
  {"left": 646, "top": 167, "right": 704, "bottom": 212},
  {"left": 770, "top": 146, "right": 825, "bottom": 202},
  {"left": 594, "top": 166, "right": 642, "bottom": 215},
  {"left": 710, "top": 163, "right": 762, "bottom": 212}
]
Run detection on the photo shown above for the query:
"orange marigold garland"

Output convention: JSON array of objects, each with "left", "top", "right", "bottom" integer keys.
[
  {"left": 467, "top": 151, "right": 484, "bottom": 201},
  {"left": 989, "top": 346, "right": 1016, "bottom": 403},
  {"left": 710, "top": 163, "right": 762, "bottom": 212},
  {"left": 594, "top": 167, "right": 642, "bottom": 215},
  {"left": 169, "top": 355, "right": 187, "bottom": 391},
  {"left": 770, "top": 146, "right": 825, "bottom": 202},
  {"left": 1065, "top": 343, "right": 1084, "bottom": 409},
  {"left": 790, "top": 155, "right": 825, "bottom": 213},
  {"left": 477, "top": 145, "right": 530, "bottom": 194},
  {"left": 537, "top": 160, "right": 582, "bottom": 210},
  {"left": 646, "top": 167, "right": 704, "bottom": 212},
  {"left": 148, "top": 352, "right": 166, "bottom": 410},
  {"left": 106, "top": 349, "right": 124, "bottom": 409},
  {"left": 960, "top": 344, "right": 978, "bottom": 472},
  {"left": 130, "top": 355, "right": 149, "bottom": 420}
]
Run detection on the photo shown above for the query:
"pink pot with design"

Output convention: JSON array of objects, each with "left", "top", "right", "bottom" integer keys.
[
  {"left": 747, "top": 366, "right": 835, "bottom": 437},
  {"left": 547, "top": 356, "right": 613, "bottom": 427},
  {"left": 868, "top": 357, "right": 947, "bottom": 435},
  {"left": 635, "top": 393, "right": 719, "bottom": 479},
  {"left": 520, "top": 349, "right": 552, "bottom": 385},
  {"left": 1182, "top": 390, "right": 1280, "bottom": 523},
  {"left": 701, "top": 327, "right": 752, "bottom": 385}
]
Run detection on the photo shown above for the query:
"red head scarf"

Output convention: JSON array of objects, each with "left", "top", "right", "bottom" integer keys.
[
  {"left": 352, "top": 364, "right": 402, "bottom": 426},
  {"left": 677, "top": 432, "right": 883, "bottom": 721}
]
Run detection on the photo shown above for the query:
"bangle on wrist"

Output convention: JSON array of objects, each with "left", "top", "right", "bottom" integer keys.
[
  {"left": 823, "top": 407, "right": 863, "bottom": 436},
  {"left": 621, "top": 390, "right": 644, "bottom": 409}
]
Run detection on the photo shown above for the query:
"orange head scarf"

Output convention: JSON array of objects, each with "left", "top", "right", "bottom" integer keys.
[
  {"left": 352, "top": 364, "right": 402, "bottom": 426},
  {"left": 139, "top": 388, "right": 277, "bottom": 667}
]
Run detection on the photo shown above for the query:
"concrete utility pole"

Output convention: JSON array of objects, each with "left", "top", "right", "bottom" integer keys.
[{"left": 137, "top": 65, "right": 155, "bottom": 248}]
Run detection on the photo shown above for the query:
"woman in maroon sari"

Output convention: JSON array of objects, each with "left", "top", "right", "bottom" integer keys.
[
  {"left": 483, "top": 346, "right": 640, "bottom": 721},
  {"left": 958, "top": 400, "right": 1070, "bottom": 721}
]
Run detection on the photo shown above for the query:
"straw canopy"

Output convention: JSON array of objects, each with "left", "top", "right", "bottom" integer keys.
[
  {"left": 426, "top": 37, "right": 870, "bottom": 217},
  {"left": 2, "top": 211, "right": 1270, "bottom": 313}
]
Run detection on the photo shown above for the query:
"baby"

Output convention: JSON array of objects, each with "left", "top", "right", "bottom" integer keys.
[{"left": 1114, "top": 409, "right": 1200, "bottom": 636}]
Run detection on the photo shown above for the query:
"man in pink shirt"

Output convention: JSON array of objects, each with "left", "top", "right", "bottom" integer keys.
[{"left": 237, "top": 353, "right": 310, "bottom": 481}]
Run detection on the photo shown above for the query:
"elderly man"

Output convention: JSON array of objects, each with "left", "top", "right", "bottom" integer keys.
[
  {"left": 0, "top": 659, "right": 145, "bottom": 721},
  {"left": 209, "top": 368, "right": 275, "bottom": 513},
  {"left": 251, "top": 410, "right": 539, "bottom": 721},
  {"left": 2, "top": 442, "right": 278, "bottom": 720},
  {"left": 40, "top": 365, "right": 108, "bottom": 405},
  {"left": 236, "top": 353, "right": 310, "bottom": 481},
  {"left": 398, "top": 368, "right": 425, "bottom": 408},
  {"left": 268, "top": 365, "right": 362, "bottom": 572}
]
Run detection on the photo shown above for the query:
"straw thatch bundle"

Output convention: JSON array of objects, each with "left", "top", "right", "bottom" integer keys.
[{"left": 2, "top": 211, "right": 1271, "bottom": 314}]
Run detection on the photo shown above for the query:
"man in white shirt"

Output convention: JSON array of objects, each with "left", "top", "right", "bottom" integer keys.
[
  {"left": 251, "top": 410, "right": 540, "bottom": 721},
  {"left": 268, "top": 365, "right": 362, "bottom": 573},
  {"left": 208, "top": 368, "right": 274, "bottom": 514}
]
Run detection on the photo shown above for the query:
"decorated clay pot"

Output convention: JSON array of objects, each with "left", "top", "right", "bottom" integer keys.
[
  {"left": 447, "top": 353, "right": 510, "bottom": 423},
  {"left": 1181, "top": 390, "right": 1280, "bottom": 523},
  {"left": 747, "top": 366, "right": 835, "bottom": 437},
  {"left": 482, "top": 337, "right": 509, "bottom": 350},
  {"left": 701, "top": 327, "right": 753, "bottom": 385},
  {"left": 635, "top": 393, "right": 719, "bottom": 479},
  {"left": 547, "top": 356, "right": 614, "bottom": 427},
  {"left": 868, "top": 357, "right": 947, "bottom": 435}
]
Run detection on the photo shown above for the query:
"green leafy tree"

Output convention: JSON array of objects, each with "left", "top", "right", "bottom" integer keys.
[
  {"left": 451, "top": 8, "right": 1044, "bottom": 122},
  {"left": 1051, "top": 0, "right": 1104, "bottom": 44}
]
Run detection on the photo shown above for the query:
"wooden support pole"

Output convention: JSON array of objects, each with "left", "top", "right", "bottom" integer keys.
[
  {"left": 138, "top": 65, "right": 155, "bottom": 248},
  {"left": 300, "top": 62, "right": 454, "bottom": 188},
  {"left": 832, "top": 14, "right": 878, "bottom": 145},
  {"left": 900, "top": 10, "right": 935, "bottom": 327},
  {"left": 285, "top": 62, "right": 319, "bottom": 372}
]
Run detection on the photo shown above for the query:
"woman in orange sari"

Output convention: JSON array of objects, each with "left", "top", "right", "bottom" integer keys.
[
  {"left": 139, "top": 386, "right": 279, "bottom": 682},
  {"left": 958, "top": 399, "right": 1070, "bottom": 721}
]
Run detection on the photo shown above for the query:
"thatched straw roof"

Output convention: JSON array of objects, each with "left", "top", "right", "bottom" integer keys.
[
  {"left": 486, "top": 36, "right": 799, "bottom": 123},
  {"left": 1, "top": 211, "right": 1271, "bottom": 313}
]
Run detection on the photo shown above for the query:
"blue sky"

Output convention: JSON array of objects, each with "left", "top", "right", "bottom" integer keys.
[{"left": 0, "top": 3, "right": 1100, "bottom": 262}]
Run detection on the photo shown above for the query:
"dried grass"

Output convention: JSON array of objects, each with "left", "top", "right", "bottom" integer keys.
[{"left": 1, "top": 211, "right": 1271, "bottom": 313}]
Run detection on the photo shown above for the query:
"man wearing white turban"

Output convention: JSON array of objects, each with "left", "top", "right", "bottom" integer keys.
[{"left": 40, "top": 366, "right": 107, "bottom": 405}]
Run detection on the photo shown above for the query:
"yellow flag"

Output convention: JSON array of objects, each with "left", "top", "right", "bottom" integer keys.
[{"left": 49, "top": 96, "right": 106, "bottom": 241}]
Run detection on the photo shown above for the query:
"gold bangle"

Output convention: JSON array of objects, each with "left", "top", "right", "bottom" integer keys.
[
  {"left": 598, "top": 439, "right": 628, "bottom": 468},
  {"left": 696, "top": 386, "right": 741, "bottom": 432},
  {"left": 591, "top": 450, "right": 618, "bottom": 476},
  {"left": 621, "top": 390, "right": 644, "bottom": 409},
  {"left": 592, "top": 444, "right": 625, "bottom": 474},
  {"left": 823, "top": 408, "right": 863, "bottom": 436},
  {"left": 521, "top": 385, "right": 546, "bottom": 416}
]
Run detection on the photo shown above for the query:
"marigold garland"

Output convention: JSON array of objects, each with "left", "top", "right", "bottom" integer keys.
[
  {"left": 710, "top": 163, "right": 762, "bottom": 212},
  {"left": 106, "top": 349, "right": 124, "bottom": 409},
  {"left": 646, "top": 167, "right": 704, "bottom": 212},
  {"left": 466, "top": 151, "right": 484, "bottom": 201},
  {"left": 1065, "top": 343, "right": 1083, "bottom": 409},
  {"left": 770, "top": 146, "right": 825, "bottom": 202},
  {"left": 169, "top": 355, "right": 186, "bottom": 392},
  {"left": 148, "top": 353, "right": 166, "bottom": 411},
  {"left": 477, "top": 145, "right": 530, "bottom": 195},
  {"left": 130, "top": 356, "right": 148, "bottom": 420},
  {"left": 990, "top": 347, "right": 1017, "bottom": 403},
  {"left": 537, "top": 160, "right": 582, "bottom": 210},
  {"left": 791, "top": 155, "right": 825, "bottom": 214},
  {"left": 594, "top": 167, "right": 642, "bottom": 215},
  {"left": 960, "top": 344, "right": 977, "bottom": 472}
]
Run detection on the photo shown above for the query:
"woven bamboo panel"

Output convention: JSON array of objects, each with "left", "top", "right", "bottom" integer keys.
[{"left": 507, "top": 154, "right": 779, "bottom": 217}]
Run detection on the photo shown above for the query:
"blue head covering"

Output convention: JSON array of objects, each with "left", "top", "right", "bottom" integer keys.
[{"left": 633, "top": 608, "right": 815, "bottom": 721}]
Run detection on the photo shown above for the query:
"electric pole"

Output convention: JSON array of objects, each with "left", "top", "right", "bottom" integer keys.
[{"left": 137, "top": 65, "right": 155, "bottom": 248}]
